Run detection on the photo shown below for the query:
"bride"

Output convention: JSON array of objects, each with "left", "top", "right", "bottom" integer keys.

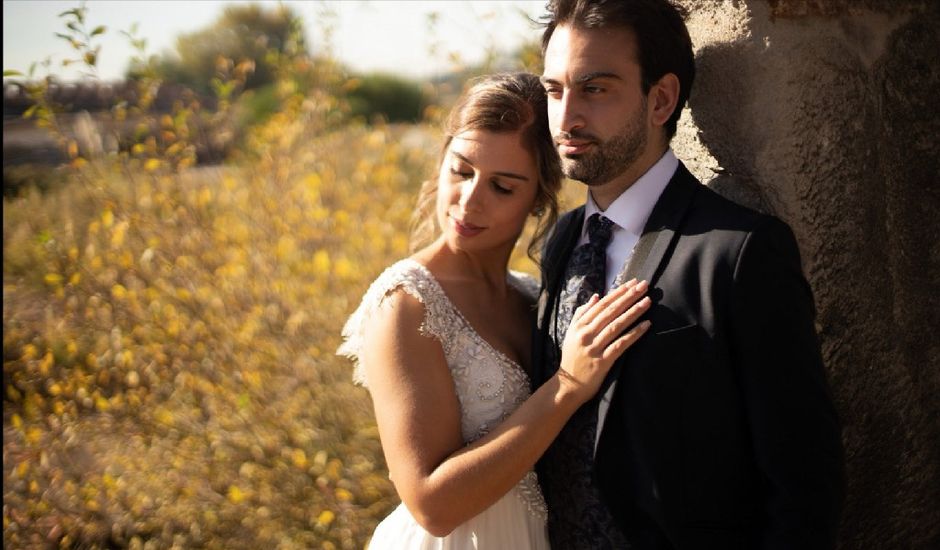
[{"left": 338, "top": 73, "right": 651, "bottom": 548}]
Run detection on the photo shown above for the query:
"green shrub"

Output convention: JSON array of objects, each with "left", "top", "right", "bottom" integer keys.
[{"left": 346, "top": 72, "right": 427, "bottom": 123}]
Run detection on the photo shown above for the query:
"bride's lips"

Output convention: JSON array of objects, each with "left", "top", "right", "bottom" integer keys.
[
  {"left": 557, "top": 140, "right": 594, "bottom": 156},
  {"left": 450, "top": 214, "right": 484, "bottom": 237}
]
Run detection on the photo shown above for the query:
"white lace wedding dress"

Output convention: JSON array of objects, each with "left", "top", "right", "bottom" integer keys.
[{"left": 338, "top": 259, "right": 550, "bottom": 549}]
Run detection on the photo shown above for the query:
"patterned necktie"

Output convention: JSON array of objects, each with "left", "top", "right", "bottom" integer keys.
[
  {"left": 576, "top": 213, "right": 614, "bottom": 295},
  {"left": 540, "top": 212, "right": 631, "bottom": 548},
  {"left": 556, "top": 213, "right": 615, "bottom": 342}
]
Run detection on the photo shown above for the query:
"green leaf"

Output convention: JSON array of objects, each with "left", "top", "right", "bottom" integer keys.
[
  {"left": 54, "top": 32, "right": 72, "bottom": 42},
  {"left": 3, "top": 69, "right": 23, "bottom": 77},
  {"left": 91, "top": 25, "right": 107, "bottom": 37},
  {"left": 58, "top": 8, "right": 79, "bottom": 18}
]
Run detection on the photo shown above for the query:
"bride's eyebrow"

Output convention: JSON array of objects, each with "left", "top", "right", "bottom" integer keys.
[
  {"left": 450, "top": 151, "right": 475, "bottom": 166},
  {"left": 450, "top": 152, "right": 530, "bottom": 182}
]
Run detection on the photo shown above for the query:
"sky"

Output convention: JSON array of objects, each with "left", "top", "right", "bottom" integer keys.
[{"left": 3, "top": 0, "right": 546, "bottom": 82}]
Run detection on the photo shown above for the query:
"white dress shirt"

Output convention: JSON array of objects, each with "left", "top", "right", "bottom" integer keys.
[
  {"left": 577, "top": 149, "right": 679, "bottom": 292},
  {"left": 582, "top": 149, "right": 678, "bottom": 453}
]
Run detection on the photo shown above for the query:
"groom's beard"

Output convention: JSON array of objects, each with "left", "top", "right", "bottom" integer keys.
[{"left": 557, "top": 104, "right": 648, "bottom": 187}]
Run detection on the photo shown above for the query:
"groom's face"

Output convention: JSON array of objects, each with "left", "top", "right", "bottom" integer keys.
[{"left": 542, "top": 24, "right": 652, "bottom": 187}]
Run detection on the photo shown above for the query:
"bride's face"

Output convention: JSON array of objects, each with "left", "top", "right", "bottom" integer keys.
[{"left": 436, "top": 129, "right": 539, "bottom": 255}]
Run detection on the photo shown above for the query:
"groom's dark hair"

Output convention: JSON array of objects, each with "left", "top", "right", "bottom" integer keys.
[{"left": 539, "top": 0, "right": 695, "bottom": 138}]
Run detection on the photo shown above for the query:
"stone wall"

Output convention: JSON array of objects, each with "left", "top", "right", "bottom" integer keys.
[{"left": 673, "top": 1, "right": 939, "bottom": 547}]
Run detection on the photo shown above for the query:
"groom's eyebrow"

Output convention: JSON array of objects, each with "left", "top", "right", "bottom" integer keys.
[
  {"left": 575, "top": 71, "right": 621, "bottom": 84},
  {"left": 540, "top": 72, "right": 621, "bottom": 86}
]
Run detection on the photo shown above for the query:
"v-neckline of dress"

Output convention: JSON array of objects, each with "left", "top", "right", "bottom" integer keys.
[{"left": 404, "top": 259, "right": 533, "bottom": 383}]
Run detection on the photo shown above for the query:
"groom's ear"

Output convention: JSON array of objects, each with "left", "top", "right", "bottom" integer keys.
[{"left": 647, "top": 73, "right": 680, "bottom": 130}]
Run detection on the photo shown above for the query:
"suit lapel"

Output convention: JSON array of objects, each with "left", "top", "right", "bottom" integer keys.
[
  {"left": 537, "top": 207, "right": 584, "bottom": 323},
  {"left": 533, "top": 206, "right": 585, "bottom": 389},
  {"left": 615, "top": 162, "right": 700, "bottom": 289},
  {"left": 595, "top": 163, "right": 700, "bottom": 454}
]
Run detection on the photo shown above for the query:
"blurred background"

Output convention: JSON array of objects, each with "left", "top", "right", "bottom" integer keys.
[
  {"left": 4, "top": 1, "right": 543, "bottom": 81},
  {"left": 2, "top": 2, "right": 561, "bottom": 549},
  {"left": 8, "top": 1, "right": 938, "bottom": 549}
]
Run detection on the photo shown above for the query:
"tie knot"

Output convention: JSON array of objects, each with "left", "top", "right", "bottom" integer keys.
[{"left": 586, "top": 214, "right": 614, "bottom": 248}]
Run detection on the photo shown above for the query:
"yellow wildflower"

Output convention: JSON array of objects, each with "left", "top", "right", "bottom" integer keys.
[
  {"left": 316, "top": 510, "right": 335, "bottom": 527},
  {"left": 227, "top": 485, "right": 246, "bottom": 504}
]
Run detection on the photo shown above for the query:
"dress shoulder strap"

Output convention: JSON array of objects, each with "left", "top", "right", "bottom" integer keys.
[{"left": 336, "top": 259, "right": 453, "bottom": 386}]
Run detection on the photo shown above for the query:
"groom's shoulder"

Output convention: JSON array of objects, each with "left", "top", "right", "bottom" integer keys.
[
  {"left": 557, "top": 204, "right": 584, "bottom": 225},
  {"left": 684, "top": 183, "right": 804, "bottom": 267},
  {"left": 679, "top": 170, "right": 779, "bottom": 235},
  {"left": 546, "top": 205, "right": 584, "bottom": 245},
  {"left": 540, "top": 205, "right": 583, "bottom": 265}
]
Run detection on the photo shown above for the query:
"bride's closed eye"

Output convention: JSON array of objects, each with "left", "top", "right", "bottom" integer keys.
[{"left": 491, "top": 179, "right": 514, "bottom": 195}]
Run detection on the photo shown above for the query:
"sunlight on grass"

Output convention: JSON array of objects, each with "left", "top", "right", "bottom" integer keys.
[{"left": 0, "top": 4, "right": 570, "bottom": 547}]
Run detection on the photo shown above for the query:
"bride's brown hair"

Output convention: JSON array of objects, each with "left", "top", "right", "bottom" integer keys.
[{"left": 409, "top": 72, "right": 563, "bottom": 260}]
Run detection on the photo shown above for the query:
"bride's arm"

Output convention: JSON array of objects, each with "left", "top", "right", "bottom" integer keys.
[{"left": 361, "top": 280, "right": 650, "bottom": 536}]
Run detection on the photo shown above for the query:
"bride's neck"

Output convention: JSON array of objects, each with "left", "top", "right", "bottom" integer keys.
[{"left": 414, "top": 239, "right": 511, "bottom": 292}]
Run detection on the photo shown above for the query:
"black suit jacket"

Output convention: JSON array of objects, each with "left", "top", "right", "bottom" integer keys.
[{"left": 533, "top": 163, "right": 844, "bottom": 549}]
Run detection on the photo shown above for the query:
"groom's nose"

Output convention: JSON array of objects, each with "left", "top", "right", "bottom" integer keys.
[{"left": 553, "top": 90, "right": 585, "bottom": 134}]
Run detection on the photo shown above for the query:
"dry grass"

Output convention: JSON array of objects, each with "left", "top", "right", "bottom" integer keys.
[{"left": 4, "top": 99, "right": 437, "bottom": 548}]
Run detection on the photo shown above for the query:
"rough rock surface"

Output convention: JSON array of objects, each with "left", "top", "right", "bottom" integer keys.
[{"left": 673, "top": 1, "right": 939, "bottom": 547}]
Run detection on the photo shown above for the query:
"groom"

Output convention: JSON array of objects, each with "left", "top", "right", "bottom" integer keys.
[{"left": 532, "top": 1, "right": 845, "bottom": 548}]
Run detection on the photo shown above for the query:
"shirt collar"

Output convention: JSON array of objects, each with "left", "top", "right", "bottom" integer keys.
[{"left": 583, "top": 149, "right": 678, "bottom": 237}]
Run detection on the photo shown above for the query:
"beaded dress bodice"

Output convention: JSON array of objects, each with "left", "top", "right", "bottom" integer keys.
[{"left": 338, "top": 259, "right": 548, "bottom": 521}]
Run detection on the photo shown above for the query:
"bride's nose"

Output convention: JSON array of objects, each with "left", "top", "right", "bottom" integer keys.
[{"left": 458, "top": 178, "right": 485, "bottom": 212}]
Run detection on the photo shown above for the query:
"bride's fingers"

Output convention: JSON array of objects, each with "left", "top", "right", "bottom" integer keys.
[
  {"left": 593, "top": 295, "right": 651, "bottom": 347},
  {"left": 602, "top": 320, "right": 652, "bottom": 361},
  {"left": 575, "top": 279, "right": 637, "bottom": 328},
  {"left": 570, "top": 293, "right": 600, "bottom": 324},
  {"left": 584, "top": 280, "right": 648, "bottom": 335}
]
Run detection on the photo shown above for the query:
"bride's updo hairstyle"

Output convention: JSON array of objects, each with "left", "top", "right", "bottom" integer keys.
[{"left": 409, "top": 72, "right": 563, "bottom": 260}]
